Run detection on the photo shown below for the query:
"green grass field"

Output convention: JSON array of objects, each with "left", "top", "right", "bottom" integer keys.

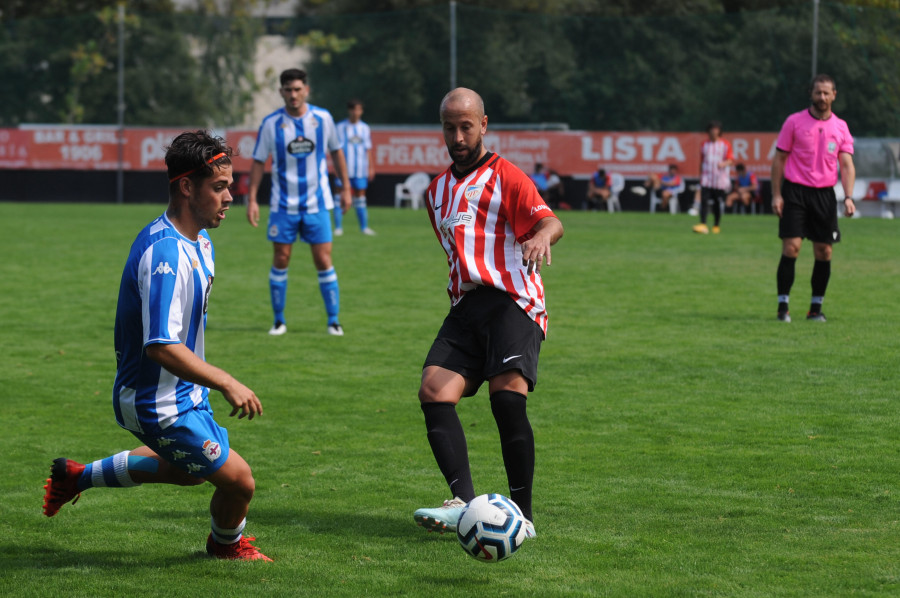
[{"left": 1, "top": 203, "right": 899, "bottom": 597}]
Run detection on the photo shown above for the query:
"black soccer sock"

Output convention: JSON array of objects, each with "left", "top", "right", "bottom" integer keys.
[
  {"left": 699, "top": 193, "right": 709, "bottom": 224},
  {"left": 712, "top": 196, "right": 722, "bottom": 226},
  {"left": 490, "top": 390, "right": 535, "bottom": 522},
  {"left": 777, "top": 255, "right": 796, "bottom": 298},
  {"left": 810, "top": 259, "right": 831, "bottom": 313},
  {"left": 421, "top": 402, "right": 475, "bottom": 502}
]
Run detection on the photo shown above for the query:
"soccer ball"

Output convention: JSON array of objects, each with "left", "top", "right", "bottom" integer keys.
[{"left": 456, "top": 494, "right": 526, "bottom": 563}]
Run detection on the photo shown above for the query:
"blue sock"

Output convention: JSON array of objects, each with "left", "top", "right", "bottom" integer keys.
[
  {"left": 270, "top": 266, "right": 288, "bottom": 325},
  {"left": 333, "top": 205, "right": 343, "bottom": 230},
  {"left": 318, "top": 267, "right": 340, "bottom": 325},
  {"left": 354, "top": 197, "right": 369, "bottom": 230},
  {"left": 78, "top": 451, "right": 141, "bottom": 490}
]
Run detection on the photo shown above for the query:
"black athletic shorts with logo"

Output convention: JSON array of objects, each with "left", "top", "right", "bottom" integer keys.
[
  {"left": 423, "top": 286, "right": 544, "bottom": 396},
  {"left": 779, "top": 178, "right": 841, "bottom": 243}
]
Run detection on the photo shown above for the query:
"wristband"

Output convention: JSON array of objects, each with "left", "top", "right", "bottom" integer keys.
[{"left": 844, "top": 197, "right": 854, "bottom": 202}]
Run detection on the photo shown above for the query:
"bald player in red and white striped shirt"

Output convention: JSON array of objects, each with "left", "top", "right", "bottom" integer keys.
[{"left": 413, "top": 88, "right": 563, "bottom": 540}]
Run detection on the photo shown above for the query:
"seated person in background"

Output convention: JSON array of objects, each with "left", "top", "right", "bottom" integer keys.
[
  {"left": 646, "top": 163, "right": 682, "bottom": 211},
  {"left": 585, "top": 166, "right": 610, "bottom": 210},
  {"left": 725, "top": 163, "right": 758, "bottom": 212},
  {"left": 546, "top": 169, "right": 569, "bottom": 210},
  {"left": 529, "top": 163, "right": 550, "bottom": 200}
]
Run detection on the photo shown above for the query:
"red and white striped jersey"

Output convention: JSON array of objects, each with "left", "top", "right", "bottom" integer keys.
[
  {"left": 426, "top": 152, "right": 557, "bottom": 336},
  {"left": 700, "top": 138, "right": 734, "bottom": 190}
]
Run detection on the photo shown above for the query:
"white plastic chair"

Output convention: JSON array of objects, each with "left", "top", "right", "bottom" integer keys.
[
  {"left": 649, "top": 178, "right": 685, "bottom": 214},
  {"left": 882, "top": 180, "right": 900, "bottom": 219},
  {"left": 607, "top": 173, "right": 625, "bottom": 213},
  {"left": 394, "top": 172, "right": 431, "bottom": 209}
]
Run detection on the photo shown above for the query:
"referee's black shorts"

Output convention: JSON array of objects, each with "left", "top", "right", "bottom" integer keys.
[
  {"left": 423, "top": 286, "right": 544, "bottom": 396},
  {"left": 779, "top": 178, "right": 841, "bottom": 244}
]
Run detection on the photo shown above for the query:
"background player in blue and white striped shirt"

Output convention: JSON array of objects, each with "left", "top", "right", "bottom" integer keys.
[
  {"left": 42, "top": 130, "right": 271, "bottom": 561},
  {"left": 246, "top": 68, "right": 352, "bottom": 336},
  {"left": 334, "top": 98, "right": 376, "bottom": 236}
]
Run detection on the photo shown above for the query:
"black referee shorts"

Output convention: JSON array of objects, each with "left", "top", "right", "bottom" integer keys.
[
  {"left": 423, "top": 286, "right": 544, "bottom": 396},
  {"left": 779, "top": 179, "right": 841, "bottom": 244}
]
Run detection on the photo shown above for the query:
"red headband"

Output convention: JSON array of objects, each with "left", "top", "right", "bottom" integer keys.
[{"left": 169, "top": 152, "right": 227, "bottom": 183}]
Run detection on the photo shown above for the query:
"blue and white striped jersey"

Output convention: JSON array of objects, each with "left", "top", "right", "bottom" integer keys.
[
  {"left": 113, "top": 213, "right": 215, "bottom": 434},
  {"left": 336, "top": 118, "right": 372, "bottom": 180},
  {"left": 252, "top": 105, "right": 341, "bottom": 214}
]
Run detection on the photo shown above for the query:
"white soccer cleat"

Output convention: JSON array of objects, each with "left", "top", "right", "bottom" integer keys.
[
  {"left": 413, "top": 497, "right": 467, "bottom": 534},
  {"left": 362, "top": 227, "right": 376, "bottom": 236},
  {"left": 268, "top": 322, "right": 287, "bottom": 336},
  {"left": 327, "top": 323, "right": 344, "bottom": 336},
  {"left": 334, "top": 228, "right": 344, "bottom": 236},
  {"left": 524, "top": 519, "right": 537, "bottom": 539}
]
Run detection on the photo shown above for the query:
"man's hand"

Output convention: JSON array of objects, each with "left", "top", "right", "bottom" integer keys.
[
  {"left": 843, "top": 197, "right": 856, "bottom": 217},
  {"left": 340, "top": 187, "right": 352, "bottom": 214},
  {"left": 521, "top": 217, "right": 564, "bottom": 275},
  {"left": 221, "top": 378, "right": 264, "bottom": 420},
  {"left": 247, "top": 199, "right": 260, "bottom": 227},
  {"left": 771, "top": 194, "right": 784, "bottom": 218}
]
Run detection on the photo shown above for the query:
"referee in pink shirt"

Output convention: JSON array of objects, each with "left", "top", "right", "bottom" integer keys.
[{"left": 771, "top": 74, "right": 856, "bottom": 322}]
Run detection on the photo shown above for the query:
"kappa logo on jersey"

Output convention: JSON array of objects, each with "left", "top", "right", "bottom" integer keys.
[
  {"left": 153, "top": 261, "right": 175, "bottom": 276},
  {"left": 349, "top": 135, "right": 363, "bottom": 144},
  {"left": 531, "top": 204, "right": 549, "bottom": 215},
  {"left": 464, "top": 184, "right": 484, "bottom": 201},
  {"left": 288, "top": 136, "right": 315, "bottom": 155},
  {"left": 202, "top": 439, "right": 222, "bottom": 462},
  {"left": 203, "top": 275, "right": 214, "bottom": 314}
]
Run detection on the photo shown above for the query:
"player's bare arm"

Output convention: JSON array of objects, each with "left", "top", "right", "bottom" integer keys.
[
  {"left": 145, "top": 343, "right": 263, "bottom": 419},
  {"left": 246, "top": 159, "right": 266, "bottom": 227},
  {"left": 770, "top": 149, "right": 788, "bottom": 218},
  {"left": 839, "top": 152, "right": 856, "bottom": 217},
  {"left": 330, "top": 149, "right": 353, "bottom": 213},
  {"left": 522, "top": 216, "right": 564, "bottom": 274}
]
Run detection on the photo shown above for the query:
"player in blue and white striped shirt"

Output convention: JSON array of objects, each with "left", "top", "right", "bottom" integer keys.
[
  {"left": 246, "top": 68, "right": 352, "bottom": 337},
  {"left": 42, "top": 131, "right": 271, "bottom": 561},
  {"left": 334, "top": 99, "right": 376, "bottom": 236}
]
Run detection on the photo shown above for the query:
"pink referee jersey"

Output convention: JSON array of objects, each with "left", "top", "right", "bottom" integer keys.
[
  {"left": 700, "top": 138, "right": 734, "bottom": 190},
  {"left": 776, "top": 109, "right": 854, "bottom": 188},
  {"left": 427, "top": 152, "right": 557, "bottom": 336}
]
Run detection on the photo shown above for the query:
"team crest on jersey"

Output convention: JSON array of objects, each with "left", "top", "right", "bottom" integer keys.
[
  {"left": 288, "top": 136, "right": 315, "bottom": 155},
  {"left": 202, "top": 439, "right": 222, "bottom": 462},
  {"left": 269, "top": 224, "right": 279, "bottom": 237},
  {"left": 349, "top": 135, "right": 363, "bottom": 144},
  {"left": 464, "top": 184, "right": 483, "bottom": 201},
  {"left": 153, "top": 261, "right": 175, "bottom": 276},
  {"left": 828, "top": 141, "right": 836, "bottom": 153}
]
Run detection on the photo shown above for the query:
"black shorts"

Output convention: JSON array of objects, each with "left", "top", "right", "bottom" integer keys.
[
  {"left": 779, "top": 179, "right": 840, "bottom": 243},
  {"left": 423, "top": 286, "right": 544, "bottom": 395}
]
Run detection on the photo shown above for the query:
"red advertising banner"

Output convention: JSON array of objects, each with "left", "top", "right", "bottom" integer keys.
[{"left": 1, "top": 126, "right": 779, "bottom": 178}]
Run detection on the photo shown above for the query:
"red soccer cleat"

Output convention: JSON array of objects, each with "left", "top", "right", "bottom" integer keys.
[
  {"left": 42, "top": 458, "right": 85, "bottom": 517},
  {"left": 206, "top": 534, "right": 273, "bottom": 562}
]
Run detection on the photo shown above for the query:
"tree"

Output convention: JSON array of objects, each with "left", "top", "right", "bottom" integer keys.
[{"left": 0, "top": 0, "right": 263, "bottom": 126}]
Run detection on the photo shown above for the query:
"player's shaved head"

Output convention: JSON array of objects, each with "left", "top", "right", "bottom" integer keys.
[{"left": 440, "top": 88, "right": 485, "bottom": 122}]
